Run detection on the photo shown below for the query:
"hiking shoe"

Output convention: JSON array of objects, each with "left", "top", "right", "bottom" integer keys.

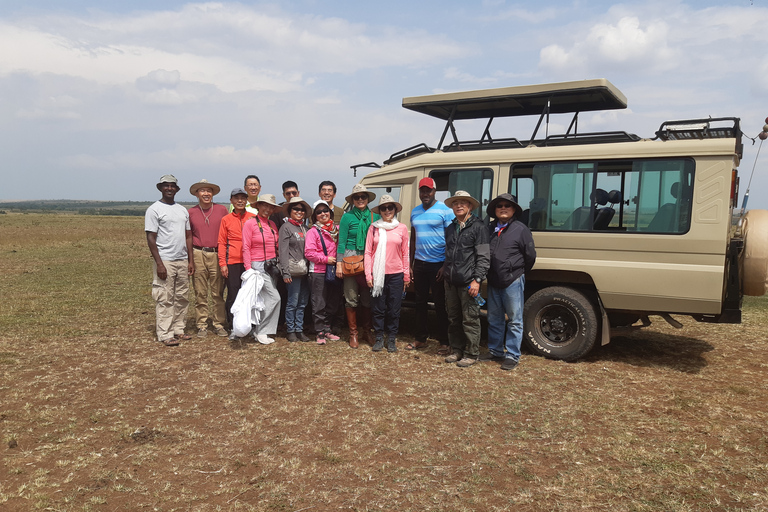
[
  {"left": 316, "top": 335, "right": 326, "bottom": 345},
  {"left": 214, "top": 327, "right": 228, "bottom": 337},
  {"left": 286, "top": 332, "right": 298, "bottom": 342},
  {"left": 386, "top": 336, "right": 397, "bottom": 353},
  {"left": 372, "top": 335, "right": 385, "bottom": 352},
  {"left": 479, "top": 352, "right": 504, "bottom": 362},
  {"left": 197, "top": 328, "right": 208, "bottom": 338},
  {"left": 324, "top": 332, "right": 340, "bottom": 341},
  {"left": 255, "top": 334, "right": 275, "bottom": 345},
  {"left": 297, "top": 332, "right": 310, "bottom": 342},
  {"left": 456, "top": 357, "right": 478, "bottom": 368},
  {"left": 444, "top": 352, "right": 462, "bottom": 364},
  {"left": 228, "top": 332, "right": 237, "bottom": 341},
  {"left": 501, "top": 358, "right": 519, "bottom": 371}
]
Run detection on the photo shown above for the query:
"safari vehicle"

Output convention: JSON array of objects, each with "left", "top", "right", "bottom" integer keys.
[{"left": 350, "top": 79, "right": 768, "bottom": 361}]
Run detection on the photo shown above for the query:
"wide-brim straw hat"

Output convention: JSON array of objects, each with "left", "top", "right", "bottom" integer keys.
[
  {"left": 486, "top": 193, "right": 523, "bottom": 219},
  {"left": 189, "top": 179, "right": 221, "bottom": 196},
  {"left": 282, "top": 196, "right": 312, "bottom": 216},
  {"left": 344, "top": 183, "right": 376, "bottom": 204},
  {"left": 371, "top": 194, "right": 402, "bottom": 214},
  {"left": 444, "top": 190, "right": 480, "bottom": 211},
  {"left": 254, "top": 193, "right": 279, "bottom": 207},
  {"left": 156, "top": 174, "right": 180, "bottom": 191}
]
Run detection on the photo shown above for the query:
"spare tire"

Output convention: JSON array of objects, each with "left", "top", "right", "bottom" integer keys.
[{"left": 741, "top": 209, "right": 768, "bottom": 296}]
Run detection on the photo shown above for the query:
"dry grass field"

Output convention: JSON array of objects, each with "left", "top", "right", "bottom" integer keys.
[{"left": 1, "top": 213, "right": 767, "bottom": 511}]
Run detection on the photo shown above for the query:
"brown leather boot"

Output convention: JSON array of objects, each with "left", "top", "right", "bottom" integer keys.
[
  {"left": 359, "top": 306, "right": 373, "bottom": 346},
  {"left": 345, "top": 307, "right": 359, "bottom": 348}
]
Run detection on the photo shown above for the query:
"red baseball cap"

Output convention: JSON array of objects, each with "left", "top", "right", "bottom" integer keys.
[{"left": 418, "top": 177, "right": 436, "bottom": 190}]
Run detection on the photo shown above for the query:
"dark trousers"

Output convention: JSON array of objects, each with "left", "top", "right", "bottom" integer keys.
[
  {"left": 413, "top": 259, "right": 449, "bottom": 344},
  {"left": 309, "top": 272, "right": 333, "bottom": 333},
  {"left": 224, "top": 263, "right": 246, "bottom": 328},
  {"left": 371, "top": 273, "right": 404, "bottom": 336}
]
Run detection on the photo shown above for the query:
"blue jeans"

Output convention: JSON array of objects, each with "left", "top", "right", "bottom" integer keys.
[
  {"left": 487, "top": 275, "right": 525, "bottom": 362},
  {"left": 285, "top": 276, "right": 309, "bottom": 333}
]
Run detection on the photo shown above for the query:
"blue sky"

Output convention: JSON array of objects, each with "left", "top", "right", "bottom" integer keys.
[{"left": 1, "top": 0, "right": 767, "bottom": 209}]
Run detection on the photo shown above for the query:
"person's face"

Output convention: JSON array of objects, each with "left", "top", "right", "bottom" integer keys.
[
  {"left": 257, "top": 203, "right": 275, "bottom": 218},
  {"left": 314, "top": 207, "right": 332, "bottom": 224},
  {"left": 283, "top": 187, "right": 299, "bottom": 201},
  {"left": 378, "top": 203, "right": 396, "bottom": 221},
  {"left": 245, "top": 178, "right": 261, "bottom": 198},
  {"left": 319, "top": 185, "right": 336, "bottom": 203},
  {"left": 451, "top": 199, "right": 471, "bottom": 218},
  {"left": 196, "top": 187, "right": 214, "bottom": 206},
  {"left": 231, "top": 194, "right": 248, "bottom": 212},
  {"left": 351, "top": 193, "right": 369, "bottom": 210},
  {"left": 159, "top": 182, "right": 178, "bottom": 200},
  {"left": 419, "top": 186, "right": 436, "bottom": 208},
  {"left": 495, "top": 201, "right": 516, "bottom": 223},
  {"left": 290, "top": 205, "right": 306, "bottom": 222}
]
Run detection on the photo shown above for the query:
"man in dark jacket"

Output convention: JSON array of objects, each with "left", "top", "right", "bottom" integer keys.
[
  {"left": 483, "top": 193, "right": 536, "bottom": 370},
  {"left": 441, "top": 191, "right": 490, "bottom": 367}
]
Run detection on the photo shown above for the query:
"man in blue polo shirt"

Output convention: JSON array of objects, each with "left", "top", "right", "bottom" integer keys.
[{"left": 408, "top": 177, "right": 455, "bottom": 353}]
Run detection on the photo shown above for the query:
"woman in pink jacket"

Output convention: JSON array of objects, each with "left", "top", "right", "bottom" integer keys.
[
  {"left": 305, "top": 200, "right": 342, "bottom": 345},
  {"left": 364, "top": 195, "right": 410, "bottom": 353}
]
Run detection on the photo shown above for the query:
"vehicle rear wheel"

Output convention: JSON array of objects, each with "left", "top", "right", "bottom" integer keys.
[
  {"left": 741, "top": 209, "right": 768, "bottom": 297},
  {"left": 523, "top": 286, "right": 599, "bottom": 361}
]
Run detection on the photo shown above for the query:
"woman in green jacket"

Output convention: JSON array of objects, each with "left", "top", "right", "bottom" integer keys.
[{"left": 335, "top": 184, "right": 380, "bottom": 348}]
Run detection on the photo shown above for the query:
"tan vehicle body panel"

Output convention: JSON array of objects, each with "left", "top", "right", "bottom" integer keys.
[{"left": 359, "top": 138, "right": 738, "bottom": 317}]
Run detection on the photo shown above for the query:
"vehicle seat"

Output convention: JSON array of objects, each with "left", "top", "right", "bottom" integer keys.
[
  {"left": 593, "top": 189, "right": 621, "bottom": 229},
  {"left": 562, "top": 188, "right": 608, "bottom": 230},
  {"left": 528, "top": 197, "right": 548, "bottom": 230},
  {"left": 647, "top": 182, "right": 680, "bottom": 232}
]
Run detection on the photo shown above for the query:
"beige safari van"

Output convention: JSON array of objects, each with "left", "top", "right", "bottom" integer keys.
[{"left": 350, "top": 79, "right": 768, "bottom": 361}]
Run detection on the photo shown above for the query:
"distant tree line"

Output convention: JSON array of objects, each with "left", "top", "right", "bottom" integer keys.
[{"left": 0, "top": 200, "right": 196, "bottom": 216}]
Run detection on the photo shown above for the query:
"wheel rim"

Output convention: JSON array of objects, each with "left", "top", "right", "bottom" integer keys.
[{"left": 535, "top": 304, "right": 580, "bottom": 346}]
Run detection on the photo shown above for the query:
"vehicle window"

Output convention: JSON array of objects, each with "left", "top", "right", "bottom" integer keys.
[
  {"left": 511, "top": 158, "right": 694, "bottom": 233},
  {"left": 429, "top": 168, "right": 493, "bottom": 220}
]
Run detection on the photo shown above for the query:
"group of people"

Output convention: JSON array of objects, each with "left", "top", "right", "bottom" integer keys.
[{"left": 144, "top": 174, "right": 536, "bottom": 370}]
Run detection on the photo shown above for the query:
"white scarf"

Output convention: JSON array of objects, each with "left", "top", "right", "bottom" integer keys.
[{"left": 371, "top": 218, "right": 400, "bottom": 297}]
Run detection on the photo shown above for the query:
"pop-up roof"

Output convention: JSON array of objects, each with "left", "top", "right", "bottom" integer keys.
[{"left": 402, "top": 78, "right": 627, "bottom": 120}]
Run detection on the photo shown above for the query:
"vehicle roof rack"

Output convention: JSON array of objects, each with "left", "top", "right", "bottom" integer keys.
[
  {"left": 402, "top": 79, "right": 628, "bottom": 150},
  {"left": 655, "top": 117, "right": 742, "bottom": 158},
  {"left": 383, "top": 143, "right": 435, "bottom": 165}
]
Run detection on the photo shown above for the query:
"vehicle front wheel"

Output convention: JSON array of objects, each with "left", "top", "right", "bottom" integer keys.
[{"left": 523, "top": 286, "right": 599, "bottom": 361}]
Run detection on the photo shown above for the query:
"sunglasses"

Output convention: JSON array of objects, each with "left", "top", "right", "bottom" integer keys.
[
  {"left": 315, "top": 209, "right": 331, "bottom": 215},
  {"left": 290, "top": 207, "right": 305, "bottom": 212},
  {"left": 496, "top": 203, "right": 514, "bottom": 209},
  {"left": 379, "top": 204, "right": 396, "bottom": 212},
  {"left": 352, "top": 194, "right": 368, "bottom": 201}
]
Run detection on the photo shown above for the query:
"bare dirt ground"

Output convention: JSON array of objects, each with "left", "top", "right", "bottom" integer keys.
[{"left": 1, "top": 213, "right": 767, "bottom": 511}]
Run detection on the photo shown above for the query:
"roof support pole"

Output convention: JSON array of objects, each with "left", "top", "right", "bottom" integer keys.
[
  {"left": 481, "top": 117, "right": 495, "bottom": 142},
  {"left": 529, "top": 98, "right": 551, "bottom": 142},
  {"left": 437, "top": 105, "right": 458, "bottom": 149},
  {"left": 566, "top": 112, "right": 579, "bottom": 136}
]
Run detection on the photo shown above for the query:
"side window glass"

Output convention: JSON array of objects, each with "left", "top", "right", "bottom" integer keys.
[
  {"left": 430, "top": 168, "right": 494, "bottom": 220},
  {"left": 509, "top": 176, "right": 536, "bottom": 227},
  {"left": 631, "top": 159, "right": 693, "bottom": 233},
  {"left": 549, "top": 163, "right": 595, "bottom": 231}
]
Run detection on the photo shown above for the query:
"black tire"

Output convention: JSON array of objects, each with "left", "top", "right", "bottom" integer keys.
[{"left": 523, "top": 286, "right": 599, "bottom": 361}]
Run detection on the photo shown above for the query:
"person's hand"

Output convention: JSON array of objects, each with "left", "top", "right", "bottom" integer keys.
[
  {"left": 220, "top": 265, "right": 229, "bottom": 278},
  {"left": 336, "top": 262, "right": 343, "bottom": 280},
  {"left": 188, "top": 262, "right": 195, "bottom": 276},
  {"left": 156, "top": 262, "right": 167, "bottom": 280},
  {"left": 284, "top": 277, "right": 292, "bottom": 284},
  {"left": 366, "top": 279, "right": 373, "bottom": 288},
  {"left": 435, "top": 266, "right": 445, "bottom": 282},
  {"left": 468, "top": 280, "right": 480, "bottom": 297},
  {"left": 327, "top": 256, "right": 336, "bottom": 264}
]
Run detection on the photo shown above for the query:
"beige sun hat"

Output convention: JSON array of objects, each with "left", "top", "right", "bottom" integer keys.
[
  {"left": 344, "top": 183, "right": 376, "bottom": 204},
  {"left": 282, "top": 196, "right": 312, "bottom": 216},
  {"left": 189, "top": 179, "right": 221, "bottom": 196},
  {"left": 372, "top": 194, "right": 402, "bottom": 214},
  {"left": 444, "top": 190, "right": 480, "bottom": 210},
  {"left": 156, "top": 174, "right": 180, "bottom": 191},
  {"left": 254, "top": 193, "right": 279, "bottom": 207}
]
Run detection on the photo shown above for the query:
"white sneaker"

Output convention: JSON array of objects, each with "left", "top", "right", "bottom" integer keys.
[{"left": 255, "top": 334, "right": 275, "bottom": 345}]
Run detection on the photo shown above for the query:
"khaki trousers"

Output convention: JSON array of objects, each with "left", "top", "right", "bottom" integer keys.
[
  {"left": 192, "top": 249, "right": 226, "bottom": 330},
  {"left": 152, "top": 259, "right": 190, "bottom": 342}
]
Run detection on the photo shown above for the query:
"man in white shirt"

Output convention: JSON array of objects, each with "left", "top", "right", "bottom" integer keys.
[{"left": 145, "top": 174, "right": 195, "bottom": 346}]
